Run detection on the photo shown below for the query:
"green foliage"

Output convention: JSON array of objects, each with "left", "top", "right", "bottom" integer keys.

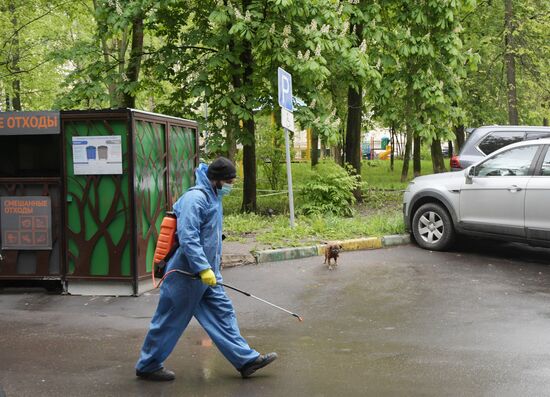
[
  {"left": 222, "top": 159, "right": 415, "bottom": 248},
  {"left": 369, "top": 0, "right": 477, "bottom": 145},
  {"left": 459, "top": 0, "right": 550, "bottom": 126},
  {"left": 299, "top": 160, "right": 359, "bottom": 217},
  {"left": 0, "top": 0, "right": 85, "bottom": 110}
]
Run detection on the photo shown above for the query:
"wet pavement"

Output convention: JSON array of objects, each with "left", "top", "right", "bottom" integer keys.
[{"left": 1, "top": 240, "right": 550, "bottom": 396}]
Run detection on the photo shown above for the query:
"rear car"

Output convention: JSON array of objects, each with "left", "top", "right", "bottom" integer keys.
[
  {"left": 404, "top": 138, "right": 550, "bottom": 251},
  {"left": 450, "top": 125, "right": 550, "bottom": 171}
]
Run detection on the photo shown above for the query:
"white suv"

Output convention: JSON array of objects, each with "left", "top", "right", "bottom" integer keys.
[{"left": 404, "top": 138, "right": 550, "bottom": 251}]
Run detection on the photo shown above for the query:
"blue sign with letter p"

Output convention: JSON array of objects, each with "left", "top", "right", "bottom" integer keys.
[{"left": 278, "top": 67, "right": 293, "bottom": 112}]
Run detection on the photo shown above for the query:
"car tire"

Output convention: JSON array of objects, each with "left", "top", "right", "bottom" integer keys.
[{"left": 411, "top": 203, "right": 455, "bottom": 251}]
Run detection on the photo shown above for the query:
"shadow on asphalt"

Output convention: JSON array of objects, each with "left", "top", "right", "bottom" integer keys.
[
  {"left": 451, "top": 236, "right": 550, "bottom": 265},
  {"left": 0, "top": 280, "right": 63, "bottom": 294}
]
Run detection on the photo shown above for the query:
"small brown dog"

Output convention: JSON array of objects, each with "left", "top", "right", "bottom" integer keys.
[{"left": 324, "top": 244, "right": 342, "bottom": 270}]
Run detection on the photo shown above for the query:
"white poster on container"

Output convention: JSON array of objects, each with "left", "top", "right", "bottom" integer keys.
[{"left": 72, "top": 135, "right": 123, "bottom": 175}]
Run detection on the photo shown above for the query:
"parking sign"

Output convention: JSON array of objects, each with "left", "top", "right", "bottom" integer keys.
[{"left": 278, "top": 67, "right": 293, "bottom": 112}]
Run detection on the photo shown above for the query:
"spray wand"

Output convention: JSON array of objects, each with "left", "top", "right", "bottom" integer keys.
[{"left": 166, "top": 269, "right": 303, "bottom": 322}]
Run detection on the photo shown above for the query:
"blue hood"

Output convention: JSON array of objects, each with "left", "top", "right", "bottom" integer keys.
[{"left": 195, "top": 163, "right": 220, "bottom": 203}]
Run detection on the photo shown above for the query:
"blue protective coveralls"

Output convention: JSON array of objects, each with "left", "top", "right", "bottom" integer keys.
[{"left": 136, "top": 164, "right": 259, "bottom": 373}]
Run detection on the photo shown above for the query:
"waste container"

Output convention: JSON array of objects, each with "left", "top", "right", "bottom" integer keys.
[
  {"left": 97, "top": 145, "right": 108, "bottom": 160},
  {"left": 1, "top": 109, "right": 199, "bottom": 295}
]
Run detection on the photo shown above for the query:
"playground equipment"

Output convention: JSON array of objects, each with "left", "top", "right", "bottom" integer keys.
[{"left": 378, "top": 145, "right": 392, "bottom": 160}]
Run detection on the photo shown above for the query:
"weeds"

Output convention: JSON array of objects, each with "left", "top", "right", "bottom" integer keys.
[{"left": 221, "top": 158, "right": 429, "bottom": 248}]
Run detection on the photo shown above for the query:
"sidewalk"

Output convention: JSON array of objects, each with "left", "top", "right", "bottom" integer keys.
[
  {"left": 221, "top": 234, "right": 411, "bottom": 268},
  {"left": 221, "top": 240, "right": 259, "bottom": 268}
]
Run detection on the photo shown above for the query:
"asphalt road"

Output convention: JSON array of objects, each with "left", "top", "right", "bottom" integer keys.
[{"left": 1, "top": 240, "right": 550, "bottom": 396}]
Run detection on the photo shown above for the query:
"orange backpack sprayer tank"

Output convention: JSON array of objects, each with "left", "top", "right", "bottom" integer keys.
[
  {"left": 151, "top": 187, "right": 208, "bottom": 288},
  {"left": 152, "top": 212, "right": 179, "bottom": 288}
]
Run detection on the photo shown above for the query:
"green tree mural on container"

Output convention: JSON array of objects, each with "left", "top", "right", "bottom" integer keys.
[
  {"left": 134, "top": 120, "right": 166, "bottom": 274},
  {"left": 64, "top": 119, "right": 132, "bottom": 277}
]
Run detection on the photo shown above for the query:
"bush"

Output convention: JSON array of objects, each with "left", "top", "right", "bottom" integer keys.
[{"left": 298, "top": 160, "right": 359, "bottom": 217}]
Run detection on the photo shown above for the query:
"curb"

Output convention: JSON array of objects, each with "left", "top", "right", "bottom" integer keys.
[{"left": 252, "top": 234, "right": 411, "bottom": 264}]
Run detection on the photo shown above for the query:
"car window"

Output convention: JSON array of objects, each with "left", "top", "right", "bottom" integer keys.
[
  {"left": 541, "top": 149, "right": 550, "bottom": 176},
  {"left": 475, "top": 145, "right": 539, "bottom": 177},
  {"left": 525, "top": 132, "right": 550, "bottom": 141},
  {"left": 477, "top": 131, "right": 525, "bottom": 155}
]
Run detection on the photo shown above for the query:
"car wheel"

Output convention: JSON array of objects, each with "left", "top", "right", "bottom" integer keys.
[{"left": 411, "top": 203, "right": 455, "bottom": 251}]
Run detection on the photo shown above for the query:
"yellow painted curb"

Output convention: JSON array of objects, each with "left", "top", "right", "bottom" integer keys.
[
  {"left": 340, "top": 237, "right": 382, "bottom": 251},
  {"left": 317, "top": 237, "right": 383, "bottom": 254},
  {"left": 316, "top": 245, "right": 325, "bottom": 256}
]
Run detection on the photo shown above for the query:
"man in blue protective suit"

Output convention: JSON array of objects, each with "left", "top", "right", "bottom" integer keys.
[{"left": 136, "top": 157, "right": 277, "bottom": 381}]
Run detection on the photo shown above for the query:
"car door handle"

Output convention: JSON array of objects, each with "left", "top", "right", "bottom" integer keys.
[{"left": 507, "top": 185, "right": 522, "bottom": 193}]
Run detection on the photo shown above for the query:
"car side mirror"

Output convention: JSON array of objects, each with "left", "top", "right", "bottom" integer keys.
[{"left": 465, "top": 166, "right": 475, "bottom": 184}]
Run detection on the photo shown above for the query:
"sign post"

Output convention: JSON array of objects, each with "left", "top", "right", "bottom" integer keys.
[{"left": 277, "top": 67, "right": 295, "bottom": 228}]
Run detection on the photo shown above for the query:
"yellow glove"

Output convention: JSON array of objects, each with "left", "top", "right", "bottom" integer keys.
[{"left": 199, "top": 268, "right": 217, "bottom": 286}]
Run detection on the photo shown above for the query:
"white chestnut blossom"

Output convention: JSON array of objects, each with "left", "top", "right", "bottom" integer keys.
[
  {"left": 234, "top": 7, "right": 243, "bottom": 19},
  {"left": 340, "top": 21, "right": 349, "bottom": 37},
  {"left": 282, "top": 38, "right": 289, "bottom": 49},
  {"left": 283, "top": 24, "right": 292, "bottom": 37},
  {"left": 310, "top": 19, "right": 318, "bottom": 31}
]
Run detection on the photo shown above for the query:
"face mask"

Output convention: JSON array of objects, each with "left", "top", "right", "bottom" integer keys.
[{"left": 219, "top": 183, "right": 233, "bottom": 197}]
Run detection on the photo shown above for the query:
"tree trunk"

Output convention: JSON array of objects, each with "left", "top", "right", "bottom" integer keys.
[
  {"left": 413, "top": 135, "right": 421, "bottom": 177},
  {"left": 401, "top": 85, "right": 414, "bottom": 182},
  {"left": 333, "top": 143, "right": 343, "bottom": 166},
  {"left": 401, "top": 127, "right": 412, "bottom": 182},
  {"left": 504, "top": 0, "right": 519, "bottom": 124},
  {"left": 345, "top": 85, "right": 363, "bottom": 202},
  {"left": 241, "top": 119, "right": 256, "bottom": 212},
  {"left": 390, "top": 124, "right": 395, "bottom": 172},
  {"left": 9, "top": 0, "right": 21, "bottom": 111},
  {"left": 121, "top": 16, "right": 144, "bottom": 108},
  {"left": 311, "top": 128, "right": 319, "bottom": 167},
  {"left": 222, "top": 112, "right": 238, "bottom": 161},
  {"left": 240, "top": 38, "right": 256, "bottom": 212},
  {"left": 454, "top": 124, "right": 465, "bottom": 151},
  {"left": 430, "top": 139, "right": 446, "bottom": 173},
  {"left": 226, "top": 121, "right": 238, "bottom": 162}
]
